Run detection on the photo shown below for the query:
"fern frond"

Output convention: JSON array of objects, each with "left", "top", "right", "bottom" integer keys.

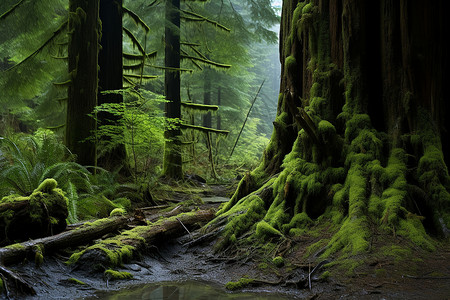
[{"left": 66, "top": 181, "right": 79, "bottom": 224}]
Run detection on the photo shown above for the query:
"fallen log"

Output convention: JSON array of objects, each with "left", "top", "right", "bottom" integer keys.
[
  {"left": 0, "top": 215, "right": 129, "bottom": 266},
  {"left": 68, "top": 209, "right": 215, "bottom": 271}
]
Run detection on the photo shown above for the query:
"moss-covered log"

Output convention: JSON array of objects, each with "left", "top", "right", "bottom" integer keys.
[
  {"left": 67, "top": 209, "right": 215, "bottom": 271},
  {"left": 0, "top": 179, "right": 68, "bottom": 246},
  {"left": 0, "top": 215, "right": 128, "bottom": 266},
  {"left": 213, "top": 0, "right": 450, "bottom": 263}
]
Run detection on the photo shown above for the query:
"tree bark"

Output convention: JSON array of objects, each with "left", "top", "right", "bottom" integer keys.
[
  {"left": 215, "top": 0, "right": 450, "bottom": 257},
  {"left": 202, "top": 68, "right": 212, "bottom": 128},
  {"left": 66, "top": 0, "right": 99, "bottom": 166},
  {"left": 163, "top": 0, "right": 183, "bottom": 179},
  {"left": 97, "top": 0, "right": 129, "bottom": 174}
]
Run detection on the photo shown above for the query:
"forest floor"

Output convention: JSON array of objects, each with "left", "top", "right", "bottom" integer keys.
[{"left": 4, "top": 181, "right": 450, "bottom": 299}]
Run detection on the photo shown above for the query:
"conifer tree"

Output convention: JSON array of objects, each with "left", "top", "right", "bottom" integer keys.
[{"left": 65, "top": 0, "right": 99, "bottom": 166}]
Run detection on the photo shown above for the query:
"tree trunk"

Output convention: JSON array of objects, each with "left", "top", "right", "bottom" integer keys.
[
  {"left": 97, "top": 0, "right": 129, "bottom": 174},
  {"left": 214, "top": 0, "right": 450, "bottom": 258},
  {"left": 217, "top": 86, "right": 221, "bottom": 130},
  {"left": 202, "top": 68, "right": 212, "bottom": 128},
  {"left": 163, "top": 0, "right": 183, "bottom": 179},
  {"left": 66, "top": 0, "right": 99, "bottom": 166}
]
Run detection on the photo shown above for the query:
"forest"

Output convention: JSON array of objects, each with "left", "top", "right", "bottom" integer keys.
[{"left": 0, "top": 0, "right": 449, "bottom": 299}]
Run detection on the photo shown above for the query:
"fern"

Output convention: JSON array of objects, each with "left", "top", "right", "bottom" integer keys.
[{"left": 0, "top": 132, "right": 92, "bottom": 197}]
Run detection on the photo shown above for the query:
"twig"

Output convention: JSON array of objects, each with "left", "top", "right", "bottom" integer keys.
[
  {"left": 176, "top": 218, "right": 192, "bottom": 238},
  {"left": 308, "top": 262, "right": 311, "bottom": 290},
  {"left": 230, "top": 80, "right": 265, "bottom": 158}
]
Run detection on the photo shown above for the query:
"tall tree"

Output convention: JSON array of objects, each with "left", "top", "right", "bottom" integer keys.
[
  {"left": 97, "top": 0, "right": 128, "bottom": 172},
  {"left": 163, "top": 0, "right": 183, "bottom": 179},
  {"left": 213, "top": 0, "right": 450, "bottom": 260},
  {"left": 66, "top": 0, "right": 100, "bottom": 166}
]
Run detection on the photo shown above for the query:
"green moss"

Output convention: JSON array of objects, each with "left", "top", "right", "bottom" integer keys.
[
  {"left": 320, "top": 270, "right": 330, "bottom": 280},
  {"left": 68, "top": 278, "right": 87, "bottom": 285},
  {"left": 344, "top": 114, "right": 371, "bottom": 142},
  {"left": 285, "top": 55, "right": 297, "bottom": 77},
  {"left": 36, "top": 178, "right": 58, "bottom": 193},
  {"left": 272, "top": 256, "right": 284, "bottom": 267},
  {"left": 33, "top": 244, "right": 44, "bottom": 267},
  {"left": 318, "top": 120, "right": 336, "bottom": 136},
  {"left": 110, "top": 208, "right": 126, "bottom": 217},
  {"left": 104, "top": 269, "right": 133, "bottom": 280},
  {"left": 302, "top": 3, "right": 313, "bottom": 14},
  {"left": 67, "top": 240, "right": 136, "bottom": 267},
  {"left": 381, "top": 245, "right": 411, "bottom": 262},
  {"left": 258, "top": 262, "right": 269, "bottom": 270},
  {"left": 397, "top": 218, "right": 435, "bottom": 251},
  {"left": 0, "top": 278, "right": 3, "bottom": 293},
  {"left": 282, "top": 212, "right": 312, "bottom": 234},
  {"left": 4, "top": 243, "right": 26, "bottom": 250},
  {"left": 324, "top": 216, "right": 370, "bottom": 257},
  {"left": 256, "top": 220, "right": 282, "bottom": 239},
  {"left": 216, "top": 193, "right": 267, "bottom": 249},
  {"left": 225, "top": 277, "right": 254, "bottom": 291}
]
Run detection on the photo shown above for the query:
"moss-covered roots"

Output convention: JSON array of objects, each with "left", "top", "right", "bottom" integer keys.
[{"left": 212, "top": 0, "right": 449, "bottom": 265}]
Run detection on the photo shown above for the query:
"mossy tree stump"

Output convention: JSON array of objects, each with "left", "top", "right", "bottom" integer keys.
[{"left": 0, "top": 179, "right": 68, "bottom": 246}]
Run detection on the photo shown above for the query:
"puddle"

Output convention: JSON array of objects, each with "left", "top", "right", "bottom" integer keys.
[
  {"left": 201, "top": 196, "right": 230, "bottom": 203},
  {"left": 85, "top": 280, "right": 291, "bottom": 299}
]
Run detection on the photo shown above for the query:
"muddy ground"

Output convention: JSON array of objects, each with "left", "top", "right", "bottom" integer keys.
[
  {"left": 2, "top": 183, "right": 450, "bottom": 299},
  {"left": 7, "top": 218, "right": 450, "bottom": 299}
]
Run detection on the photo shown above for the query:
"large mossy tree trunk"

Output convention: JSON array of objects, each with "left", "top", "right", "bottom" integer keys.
[
  {"left": 215, "top": 0, "right": 450, "bottom": 257},
  {"left": 163, "top": 0, "right": 183, "bottom": 179},
  {"left": 66, "top": 0, "right": 100, "bottom": 166},
  {"left": 97, "top": 0, "right": 129, "bottom": 174}
]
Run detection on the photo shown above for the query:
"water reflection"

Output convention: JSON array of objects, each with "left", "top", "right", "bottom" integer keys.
[{"left": 89, "top": 281, "right": 290, "bottom": 300}]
